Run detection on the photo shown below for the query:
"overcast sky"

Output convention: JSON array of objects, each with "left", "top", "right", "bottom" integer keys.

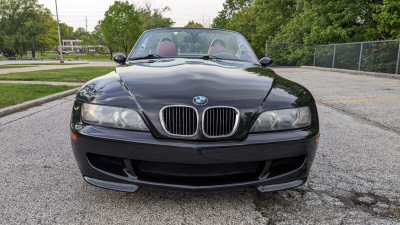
[{"left": 38, "top": 0, "right": 225, "bottom": 32}]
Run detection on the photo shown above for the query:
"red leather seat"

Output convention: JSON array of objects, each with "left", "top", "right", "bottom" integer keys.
[
  {"left": 208, "top": 45, "right": 226, "bottom": 55},
  {"left": 156, "top": 41, "right": 177, "bottom": 57}
]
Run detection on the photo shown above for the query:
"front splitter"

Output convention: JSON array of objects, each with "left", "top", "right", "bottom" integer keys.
[
  {"left": 257, "top": 179, "right": 305, "bottom": 192},
  {"left": 84, "top": 176, "right": 139, "bottom": 192},
  {"left": 84, "top": 176, "right": 305, "bottom": 193}
]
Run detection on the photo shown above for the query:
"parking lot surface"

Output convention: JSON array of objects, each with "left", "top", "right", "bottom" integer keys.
[{"left": 1, "top": 68, "right": 399, "bottom": 224}]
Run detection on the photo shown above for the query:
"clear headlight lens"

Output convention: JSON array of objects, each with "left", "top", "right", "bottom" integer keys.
[
  {"left": 81, "top": 103, "right": 149, "bottom": 131},
  {"left": 250, "top": 107, "right": 311, "bottom": 133}
]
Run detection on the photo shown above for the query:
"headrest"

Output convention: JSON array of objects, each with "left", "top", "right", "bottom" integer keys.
[
  {"left": 208, "top": 45, "right": 226, "bottom": 55},
  {"left": 156, "top": 41, "right": 177, "bottom": 57}
]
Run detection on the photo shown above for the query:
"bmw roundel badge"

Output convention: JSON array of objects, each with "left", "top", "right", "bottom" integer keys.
[{"left": 193, "top": 96, "right": 208, "bottom": 105}]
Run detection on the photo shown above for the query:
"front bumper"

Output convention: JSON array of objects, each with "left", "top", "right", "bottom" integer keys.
[{"left": 70, "top": 124, "right": 319, "bottom": 193}]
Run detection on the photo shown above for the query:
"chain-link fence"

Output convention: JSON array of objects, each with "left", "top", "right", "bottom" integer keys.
[
  {"left": 315, "top": 40, "right": 400, "bottom": 74},
  {"left": 266, "top": 41, "right": 314, "bottom": 66},
  {"left": 267, "top": 40, "right": 400, "bottom": 75}
]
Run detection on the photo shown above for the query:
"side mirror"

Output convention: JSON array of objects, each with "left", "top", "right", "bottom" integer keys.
[
  {"left": 113, "top": 53, "right": 127, "bottom": 65},
  {"left": 259, "top": 57, "right": 273, "bottom": 68}
]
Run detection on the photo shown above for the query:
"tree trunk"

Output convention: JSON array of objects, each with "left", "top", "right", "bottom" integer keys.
[{"left": 124, "top": 43, "right": 128, "bottom": 57}]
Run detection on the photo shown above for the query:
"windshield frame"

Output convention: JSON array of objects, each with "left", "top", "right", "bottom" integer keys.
[{"left": 127, "top": 27, "right": 259, "bottom": 64}]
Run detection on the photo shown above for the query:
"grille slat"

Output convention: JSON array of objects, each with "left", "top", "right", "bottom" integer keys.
[
  {"left": 203, "top": 107, "right": 238, "bottom": 138},
  {"left": 161, "top": 106, "right": 198, "bottom": 136}
]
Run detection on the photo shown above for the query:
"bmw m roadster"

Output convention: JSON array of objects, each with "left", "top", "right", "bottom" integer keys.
[{"left": 70, "top": 28, "right": 319, "bottom": 193}]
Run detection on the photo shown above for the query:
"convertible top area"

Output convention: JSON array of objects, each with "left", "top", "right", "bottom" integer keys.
[{"left": 128, "top": 27, "right": 259, "bottom": 64}]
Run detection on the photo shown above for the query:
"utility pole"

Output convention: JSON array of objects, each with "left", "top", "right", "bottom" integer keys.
[
  {"left": 86, "top": 16, "right": 88, "bottom": 32},
  {"left": 55, "top": 0, "right": 64, "bottom": 63}
]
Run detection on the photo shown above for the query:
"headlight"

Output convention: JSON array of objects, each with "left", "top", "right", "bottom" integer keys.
[
  {"left": 250, "top": 107, "right": 311, "bottom": 133},
  {"left": 81, "top": 103, "right": 149, "bottom": 131}
]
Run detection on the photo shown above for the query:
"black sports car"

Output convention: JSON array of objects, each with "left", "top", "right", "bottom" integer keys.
[{"left": 70, "top": 28, "right": 319, "bottom": 193}]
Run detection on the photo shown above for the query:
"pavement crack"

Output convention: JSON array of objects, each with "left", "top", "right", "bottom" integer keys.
[{"left": 253, "top": 185, "right": 400, "bottom": 223}]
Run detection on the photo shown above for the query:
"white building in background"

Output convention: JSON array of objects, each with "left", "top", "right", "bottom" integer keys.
[
  {"left": 62, "top": 39, "right": 82, "bottom": 51},
  {"left": 62, "top": 39, "right": 104, "bottom": 51}
]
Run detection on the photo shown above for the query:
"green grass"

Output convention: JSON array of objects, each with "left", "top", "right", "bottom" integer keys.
[
  {"left": 0, "top": 63, "right": 88, "bottom": 69},
  {"left": 0, "top": 66, "right": 115, "bottom": 82},
  {"left": 0, "top": 83, "right": 78, "bottom": 108}
]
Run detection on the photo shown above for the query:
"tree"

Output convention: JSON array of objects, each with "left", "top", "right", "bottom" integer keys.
[
  {"left": 82, "top": 20, "right": 118, "bottom": 59},
  {"left": 73, "top": 27, "right": 89, "bottom": 40},
  {"left": 101, "top": 1, "right": 143, "bottom": 56},
  {"left": 27, "top": 3, "right": 58, "bottom": 57},
  {"left": 59, "top": 23, "right": 75, "bottom": 39},
  {"left": 184, "top": 20, "right": 203, "bottom": 28},
  {"left": 136, "top": 2, "right": 174, "bottom": 30},
  {"left": 211, "top": 0, "right": 252, "bottom": 29},
  {"left": 214, "top": 0, "right": 393, "bottom": 59},
  {"left": 224, "top": 6, "right": 257, "bottom": 51},
  {"left": 371, "top": 0, "right": 400, "bottom": 39},
  {"left": 0, "top": 0, "right": 37, "bottom": 57},
  {"left": 0, "top": 0, "right": 60, "bottom": 58}
]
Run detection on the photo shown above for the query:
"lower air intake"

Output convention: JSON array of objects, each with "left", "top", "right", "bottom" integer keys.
[{"left": 133, "top": 160, "right": 263, "bottom": 186}]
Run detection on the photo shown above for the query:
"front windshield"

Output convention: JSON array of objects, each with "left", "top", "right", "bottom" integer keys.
[{"left": 128, "top": 28, "right": 258, "bottom": 63}]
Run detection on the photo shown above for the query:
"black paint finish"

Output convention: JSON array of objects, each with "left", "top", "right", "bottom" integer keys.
[
  {"left": 75, "top": 59, "right": 317, "bottom": 141},
  {"left": 71, "top": 46, "right": 319, "bottom": 192}
]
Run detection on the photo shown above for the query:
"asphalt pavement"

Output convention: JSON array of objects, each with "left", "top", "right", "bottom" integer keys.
[{"left": 0, "top": 68, "right": 399, "bottom": 224}]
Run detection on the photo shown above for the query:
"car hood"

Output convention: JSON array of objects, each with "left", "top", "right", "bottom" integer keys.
[
  {"left": 117, "top": 62, "right": 275, "bottom": 111},
  {"left": 77, "top": 60, "right": 280, "bottom": 140},
  {"left": 116, "top": 62, "right": 275, "bottom": 139}
]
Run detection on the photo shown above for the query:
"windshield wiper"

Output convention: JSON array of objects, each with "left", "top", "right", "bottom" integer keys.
[
  {"left": 128, "top": 54, "right": 163, "bottom": 60},
  {"left": 201, "top": 55, "right": 221, "bottom": 60}
]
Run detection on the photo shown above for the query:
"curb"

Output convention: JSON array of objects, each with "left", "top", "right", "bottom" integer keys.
[
  {"left": 300, "top": 66, "right": 400, "bottom": 80},
  {"left": 0, "top": 88, "right": 79, "bottom": 118}
]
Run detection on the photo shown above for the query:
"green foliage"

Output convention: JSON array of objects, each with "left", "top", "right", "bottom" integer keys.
[
  {"left": 211, "top": 0, "right": 252, "bottom": 29},
  {"left": 0, "top": 83, "right": 78, "bottom": 108},
  {"left": 0, "top": 66, "right": 116, "bottom": 82},
  {"left": 0, "top": 0, "right": 62, "bottom": 57},
  {"left": 0, "top": 0, "right": 38, "bottom": 57},
  {"left": 73, "top": 27, "right": 89, "bottom": 40},
  {"left": 267, "top": 42, "right": 314, "bottom": 66},
  {"left": 59, "top": 23, "right": 75, "bottom": 39},
  {"left": 185, "top": 20, "right": 203, "bottom": 28},
  {"left": 213, "top": 0, "right": 400, "bottom": 66},
  {"left": 81, "top": 21, "right": 118, "bottom": 59},
  {"left": 59, "top": 24, "right": 88, "bottom": 40},
  {"left": 371, "top": 0, "right": 400, "bottom": 39},
  {"left": 137, "top": 3, "right": 174, "bottom": 30},
  {"left": 360, "top": 42, "right": 399, "bottom": 74},
  {"left": 28, "top": 4, "right": 58, "bottom": 56},
  {"left": 101, "top": 1, "right": 143, "bottom": 56}
]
